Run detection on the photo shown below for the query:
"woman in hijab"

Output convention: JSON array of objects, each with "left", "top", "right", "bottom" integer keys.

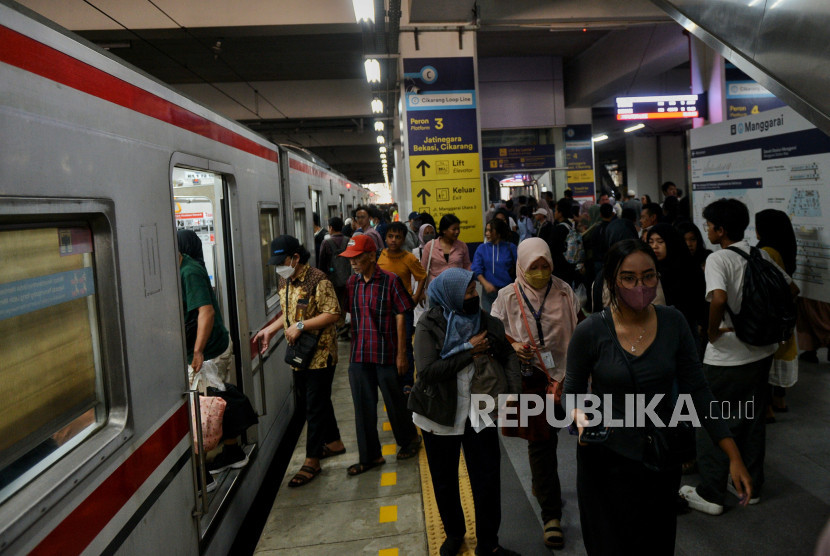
[
  {"left": 491, "top": 238, "right": 580, "bottom": 550},
  {"left": 647, "top": 223, "right": 707, "bottom": 345},
  {"left": 675, "top": 221, "right": 712, "bottom": 270},
  {"left": 177, "top": 229, "right": 206, "bottom": 267},
  {"left": 409, "top": 268, "right": 521, "bottom": 556},
  {"left": 412, "top": 223, "right": 438, "bottom": 323},
  {"left": 756, "top": 209, "right": 800, "bottom": 417}
]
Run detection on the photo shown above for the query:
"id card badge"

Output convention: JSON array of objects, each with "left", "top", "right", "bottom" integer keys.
[{"left": 539, "top": 350, "right": 555, "bottom": 370}]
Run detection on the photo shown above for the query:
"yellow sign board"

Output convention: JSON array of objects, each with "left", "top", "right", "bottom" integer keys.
[
  {"left": 409, "top": 153, "right": 480, "bottom": 183},
  {"left": 567, "top": 170, "right": 595, "bottom": 184},
  {"left": 409, "top": 174, "right": 483, "bottom": 243}
]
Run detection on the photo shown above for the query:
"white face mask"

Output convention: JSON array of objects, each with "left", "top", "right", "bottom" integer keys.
[{"left": 275, "top": 256, "right": 296, "bottom": 279}]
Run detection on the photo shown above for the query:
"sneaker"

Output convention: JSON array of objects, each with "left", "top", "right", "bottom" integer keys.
[
  {"left": 208, "top": 444, "right": 249, "bottom": 474},
  {"left": 205, "top": 473, "right": 217, "bottom": 493},
  {"left": 727, "top": 480, "right": 760, "bottom": 504},
  {"left": 679, "top": 485, "right": 723, "bottom": 515}
]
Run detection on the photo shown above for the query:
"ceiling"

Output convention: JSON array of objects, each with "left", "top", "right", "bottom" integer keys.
[{"left": 17, "top": 0, "right": 695, "bottom": 184}]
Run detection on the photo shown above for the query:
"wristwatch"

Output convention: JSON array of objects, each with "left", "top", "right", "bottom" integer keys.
[{"left": 296, "top": 321, "right": 305, "bottom": 330}]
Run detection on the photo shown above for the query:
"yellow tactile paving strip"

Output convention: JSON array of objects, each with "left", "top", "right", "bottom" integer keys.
[{"left": 418, "top": 433, "right": 478, "bottom": 555}]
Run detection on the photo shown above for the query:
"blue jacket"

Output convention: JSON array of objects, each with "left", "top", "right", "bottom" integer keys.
[{"left": 471, "top": 240, "right": 518, "bottom": 288}]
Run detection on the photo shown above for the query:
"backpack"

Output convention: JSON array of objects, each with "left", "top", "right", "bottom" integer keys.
[
  {"left": 560, "top": 221, "right": 585, "bottom": 265},
  {"left": 725, "top": 246, "right": 796, "bottom": 346},
  {"left": 327, "top": 236, "right": 352, "bottom": 288}
]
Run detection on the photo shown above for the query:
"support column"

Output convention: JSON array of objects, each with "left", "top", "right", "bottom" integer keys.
[
  {"left": 690, "top": 35, "right": 726, "bottom": 127},
  {"left": 399, "top": 22, "right": 484, "bottom": 244}
]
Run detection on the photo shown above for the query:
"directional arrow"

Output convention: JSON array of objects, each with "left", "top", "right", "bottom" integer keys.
[
  {"left": 416, "top": 159, "right": 431, "bottom": 177},
  {"left": 417, "top": 188, "right": 431, "bottom": 205}
]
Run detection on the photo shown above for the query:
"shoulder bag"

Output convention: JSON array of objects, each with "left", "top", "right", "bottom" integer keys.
[
  {"left": 600, "top": 309, "right": 695, "bottom": 471},
  {"left": 283, "top": 281, "right": 320, "bottom": 370}
]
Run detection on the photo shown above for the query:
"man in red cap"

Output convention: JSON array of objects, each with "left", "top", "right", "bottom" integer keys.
[{"left": 339, "top": 234, "right": 421, "bottom": 475}]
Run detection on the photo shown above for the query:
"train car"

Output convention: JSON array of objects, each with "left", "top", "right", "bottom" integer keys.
[
  {"left": 0, "top": 2, "right": 364, "bottom": 554},
  {"left": 277, "top": 145, "right": 369, "bottom": 265}
]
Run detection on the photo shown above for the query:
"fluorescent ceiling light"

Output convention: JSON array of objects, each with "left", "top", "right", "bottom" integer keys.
[
  {"left": 380, "top": 153, "right": 387, "bottom": 160},
  {"left": 624, "top": 123, "right": 645, "bottom": 133},
  {"left": 379, "top": 146, "right": 387, "bottom": 153},
  {"left": 371, "top": 98, "right": 383, "bottom": 113},
  {"left": 352, "top": 0, "right": 374, "bottom": 22},
  {"left": 376, "top": 135, "right": 385, "bottom": 144},
  {"left": 592, "top": 134, "right": 609, "bottom": 142},
  {"left": 364, "top": 59, "right": 381, "bottom": 83},
  {"left": 374, "top": 121, "right": 384, "bottom": 132}
]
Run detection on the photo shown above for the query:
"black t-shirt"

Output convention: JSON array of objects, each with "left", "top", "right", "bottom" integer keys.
[{"left": 564, "top": 306, "right": 731, "bottom": 461}]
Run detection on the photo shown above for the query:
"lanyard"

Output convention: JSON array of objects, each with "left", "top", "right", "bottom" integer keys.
[{"left": 518, "top": 281, "right": 552, "bottom": 348}]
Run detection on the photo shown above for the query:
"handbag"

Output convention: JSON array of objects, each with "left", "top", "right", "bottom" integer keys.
[
  {"left": 469, "top": 353, "right": 508, "bottom": 398},
  {"left": 198, "top": 395, "right": 226, "bottom": 452},
  {"left": 600, "top": 310, "right": 695, "bottom": 471},
  {"left": 282, "top": 281, "right": 321, "bottom": 370}
]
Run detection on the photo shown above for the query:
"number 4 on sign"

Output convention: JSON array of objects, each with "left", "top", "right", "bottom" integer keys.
[{"left": 417, "top": 189, "right": 431, "bottom": 205}]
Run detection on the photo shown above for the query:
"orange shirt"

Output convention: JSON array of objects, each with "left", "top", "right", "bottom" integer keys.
[{"left": 378, "top": 249, "right": 427, "bottom": 296}]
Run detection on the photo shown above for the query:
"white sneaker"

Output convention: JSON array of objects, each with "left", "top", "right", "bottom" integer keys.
[
  {"left": 727, "top": 480, "right": 760, "bottom": 504},
  {"left": 679, "top": 485, "right": 724, "bottom": 515}
]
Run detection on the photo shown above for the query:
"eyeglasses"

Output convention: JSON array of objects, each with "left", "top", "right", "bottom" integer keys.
[{"left": 618, "top": 272, "right": 659, "bottom": 289}]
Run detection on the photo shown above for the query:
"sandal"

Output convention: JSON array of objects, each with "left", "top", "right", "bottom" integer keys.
[
  {"left": 347, "top": 459, "right": 385, "bottom": 476},
  {"left": 396, "top": 436, "right": 422, "bottom": 460},
  {"left": 288, "top": 465, "right": 321, "bottom": 488},
  {"left": 320, "top": 444, "right": 346, "bottom": 459},
  {"left": 543, "top": 519, "right": 564, "bottom": 549}
]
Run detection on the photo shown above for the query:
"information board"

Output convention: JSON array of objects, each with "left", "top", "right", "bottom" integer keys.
[
  {"left": 564, "top": 125, "right": 596, "bottom": 200},
  {"left": 690, "top": 106, "right": 830, "bottom": 302},
  {"left": 404, "top": 57, "right": 483, "bottom": 242},
  {"left": 482, "top": 145, "right": 556, "bottom": 171}
]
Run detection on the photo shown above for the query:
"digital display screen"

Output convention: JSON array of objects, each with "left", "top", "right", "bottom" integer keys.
[{"left": 616, "top": 94, "right": 701, "bottom": 120}]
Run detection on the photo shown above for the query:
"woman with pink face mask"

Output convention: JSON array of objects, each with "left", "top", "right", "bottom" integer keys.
[{"left": 563, "top": 239, "right": 752, "bottom": 555}]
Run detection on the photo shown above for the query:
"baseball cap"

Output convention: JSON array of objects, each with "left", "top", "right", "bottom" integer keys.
[
  {"left": 408, "top": 211, "right": 419, "bottom": 221},
  {"left": 267, "top": 235, "right": 301, "bottom": 265},
  {"left": 532, "top": 208, "right": 548, "bottom": 216},
  {"left": 339, "top": 234, "right": 377, "bottom": 258}
]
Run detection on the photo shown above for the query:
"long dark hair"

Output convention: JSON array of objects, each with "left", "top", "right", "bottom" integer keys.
[
  {"left": 603, "top": 239, "right": 658, "bottom": 309},
  {"left": 756, "top": 209, "right": 797, "bottom": 276}
]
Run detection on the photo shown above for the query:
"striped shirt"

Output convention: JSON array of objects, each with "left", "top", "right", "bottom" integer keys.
[{"left": 346, "top": 267, "right": 414, "bottom": 364}]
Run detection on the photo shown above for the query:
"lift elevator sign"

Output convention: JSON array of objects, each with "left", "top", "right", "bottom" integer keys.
[{"left": 404, "top": 57, "right": 483, "bottom": 242}]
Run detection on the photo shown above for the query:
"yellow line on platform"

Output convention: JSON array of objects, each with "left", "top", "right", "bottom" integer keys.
[
  {"left": 383, "top": 421, "right": 392, "bottom": 431},
  {"left": 381, "top": 472, "right": 397, "bottom": 486},
  {"left": 378, "top": 549, "right": 399, "bottom": 556},
  {"left": 379, "top": 505, "right": 398, "bottom": 523},
  {"left": 382, "top": 443, "right": 396, "bottom": 456},
  {"left": 417, "top": 432, "right": 477, "bottom": 555}
]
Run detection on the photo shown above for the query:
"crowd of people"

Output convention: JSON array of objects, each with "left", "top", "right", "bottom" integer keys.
[{"left": 182, "top": 189, "right": 830, "bottom": 555}]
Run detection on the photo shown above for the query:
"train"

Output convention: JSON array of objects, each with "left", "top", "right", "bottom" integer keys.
[{"left": 0, "top": 1, "right": 370, "bottom": 554}]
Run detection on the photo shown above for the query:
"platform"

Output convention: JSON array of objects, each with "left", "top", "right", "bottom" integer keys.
[{"left": 254, "top": 343, "right": 830, "bottom": 555}]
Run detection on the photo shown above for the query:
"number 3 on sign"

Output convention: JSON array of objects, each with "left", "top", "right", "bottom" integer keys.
[{"left": 434, "top": 118, "right": 444, "bottom": 130}]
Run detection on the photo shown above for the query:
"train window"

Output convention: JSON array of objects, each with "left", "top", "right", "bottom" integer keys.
[
  {"left": 0, "top": 225, "right": 106, "bottom": 500},
  {"left": 293, "top": 208, "right": 306, "bottom": 245},
  {"left": 328, "top": 205, "right": 339, "bottom": 220},
  {"left": 259, "top": 207, "right": 281, "bottom": 309}
]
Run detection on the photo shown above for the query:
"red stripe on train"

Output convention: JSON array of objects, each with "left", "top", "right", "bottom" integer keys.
[
  {"left": 29, "top": 404, "right": 190, "bottom": 556},
  {"left": 0, "top": 25, "right": 277, "bottom": 164}
]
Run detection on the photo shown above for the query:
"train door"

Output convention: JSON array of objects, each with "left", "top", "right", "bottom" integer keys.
[{"left": 171, "top": 162, "right": 251, "bottom": 543}]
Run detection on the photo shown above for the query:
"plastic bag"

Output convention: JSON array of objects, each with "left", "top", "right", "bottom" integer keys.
[{"left": 189, "top": 360, "right": 226, "bottom": 394}]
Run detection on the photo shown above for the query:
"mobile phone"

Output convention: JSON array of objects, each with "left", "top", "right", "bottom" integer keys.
[{"left": 580, "top": 426, "right": 611, "bottom": 444}]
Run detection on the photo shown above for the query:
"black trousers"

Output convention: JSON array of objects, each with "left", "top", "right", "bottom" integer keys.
[
  {"left": 696, "top": 355, "right": 772, "bottom": 504},
  {"left": 422, "top": 423, "right": 501, "bottom": 553},
  {"left": 294, "top": 365, "right": 341, "bottom": 459},
  {"left": 577, "top": 444, "right": 681, "bottom": 556},
  {"left": 348, "top": 362, "right": 417, "bottom": 463},
  {"left": 528, "top": 431, "right": 562, "bottom": 522}
]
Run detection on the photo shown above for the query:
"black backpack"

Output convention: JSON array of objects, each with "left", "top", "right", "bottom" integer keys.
[
  {"left": 725, "top": 246, "right": 796, "bottom": 346},
  {"left": 327, "top": 236, "right": 352, "bottom": 288}
]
